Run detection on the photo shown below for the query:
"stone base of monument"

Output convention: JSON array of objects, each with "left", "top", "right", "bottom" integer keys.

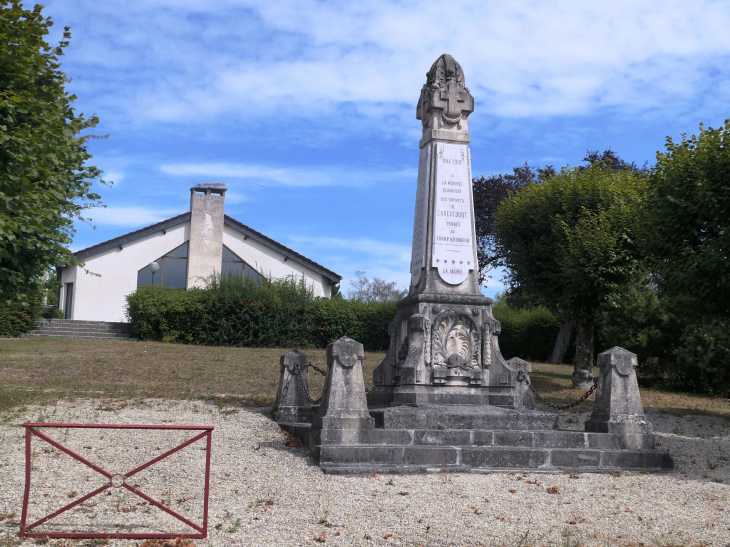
[
  {"left": 368, "top": 385, "right": 527, "bottom": 408},
  {"left": 274, "top": 340, "right": 674, "bottom": 475}
]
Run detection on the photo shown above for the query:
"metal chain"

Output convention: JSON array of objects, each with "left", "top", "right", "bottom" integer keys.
[
  {"left": 293, "top": 360, "right": 322, "bottom": 405},
  {"left": 516, "top": 370, "right": 597, "bottom": 411},
  {"left": 307, "top": 362, "right": 327, "bottom": 376}
]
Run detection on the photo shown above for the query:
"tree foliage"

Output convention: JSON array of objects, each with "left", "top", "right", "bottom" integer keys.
[
  {"left": 494, "top": 162, "right": 647, "bottom": 384},
  {"left": 472, "top": 163, "right": 554, "bottom": 283},
  {"left": 495, "top": 163, "right": 646, "bottom": 320},
  {"left": 644, "top": 121, "right": 730, "bottom": 318},
  {"left": 347, "top": 270, "right": 407, "bottom": 303},
  {"left": 0, "top": 1, "right": 107, "bottom": 305},
  {"left": 472, "top": 150, "right": 644, "bottom": 286}
]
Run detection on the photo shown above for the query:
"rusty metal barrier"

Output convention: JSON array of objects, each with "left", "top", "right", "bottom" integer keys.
[{"left": 20, "top": 423, "right": 214, "bottom": 540}]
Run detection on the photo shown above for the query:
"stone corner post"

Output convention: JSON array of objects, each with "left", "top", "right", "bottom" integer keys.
[
  {"left": 312, "top": 336, "right": 374, "bottom": 450},
  {"left": 506, "top": 357, "right": 536, "bottom": 410},
  {"left": 272, "top": 349, "right": 312, "bottom": 424},
  {"left": 585, "top": 346, "right": 655, "bottom": 449}
]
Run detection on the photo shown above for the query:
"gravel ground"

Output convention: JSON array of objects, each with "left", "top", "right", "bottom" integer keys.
[{"left": 1, "top": 399, "right": 729, "bottom": 547}]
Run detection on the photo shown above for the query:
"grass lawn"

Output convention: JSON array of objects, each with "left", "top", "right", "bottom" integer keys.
[{"left": 1, "top": 338, "right": 728, "bottom": 418}]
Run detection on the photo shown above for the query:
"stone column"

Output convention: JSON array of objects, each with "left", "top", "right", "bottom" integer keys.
[
  {"left": 585, "top": 346, "right": 655, "bottom": 449},
  {"left": 312, "top": 337, "right": 374, "bottom": 451},
  {"left": 367, "top": 54, "right": 528, "bottom": 408},
  {"left": 272, "top": 349, "right": 312, "bottom": 424}
]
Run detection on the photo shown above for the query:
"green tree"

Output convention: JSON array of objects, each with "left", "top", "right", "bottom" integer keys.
[
  {"left": 644, "top": 121, "right": 730, "bottom": 318},
  {"left": 0, "top": 1, "right": 107, "bottom": 306},
  {"left": 347, "top": 270, "right": 407, "bottom": 303},
  {"left": 494, "top": 163, "right": 647, "bottom": 387}
]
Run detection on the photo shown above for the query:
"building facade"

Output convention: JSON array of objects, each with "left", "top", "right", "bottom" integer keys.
[{"left": 57, "top": 184, "right": 341, "bottom": 322}]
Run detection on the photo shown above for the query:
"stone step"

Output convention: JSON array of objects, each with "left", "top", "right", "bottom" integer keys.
[
  {"left": 317, "top": 445, "right": 673, "bottom": 474},
  {"left": 28, "top": 320, "right": 133, "bottom": 339},
  {"left": 284, "top": 424, "right": 619, "bottom": 450},
  {"left": 29, "top": 327, "right": 130, "bottom": 336},
  {"left": 369, "top": 403, "right": 558, "bottom": 431},
  {"left": 34, "top": 320, "right": 131, "bottom": 331},
  {"left": 25, "top": 333, "right": 132, "bottom": 340}
]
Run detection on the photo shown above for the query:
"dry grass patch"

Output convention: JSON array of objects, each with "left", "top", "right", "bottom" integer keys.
[
  {"left": 1, "top": 339, "right": 728, "bottom": 419},
  {"left": 530, "top": 362, "right": 730, "bottom": 418},
  {"left": 0, "top": 338, "right": 384, "bottom": 414}
]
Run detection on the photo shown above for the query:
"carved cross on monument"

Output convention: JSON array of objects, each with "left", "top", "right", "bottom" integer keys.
[{"left": 439, "top": 82, "right": 469, "bottom": 118}]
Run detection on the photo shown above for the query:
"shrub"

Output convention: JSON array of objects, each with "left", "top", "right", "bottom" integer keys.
[
  {"left": 311, "top": 297, "right": 361, "bottom": 348},
  {"left": 125, "top": 285, "right": 207, "bottom": 344},
  {"left": 596, "top": 280, "right": 730, "bottom": 396},
  {"left": 201, "top": 274, "right": 316, "bottom": 347},
  {"left": 0, "top": 292, "right": 43, "bottom": 337},
  {"left": 352, "top": 301, "right": 397, "bottom": 352},
  {"left": 673, "top": 319, "right": 730, "bottom": 397},
  {"left": 492, "top": 301, "right": 559, "bottom": 362}
]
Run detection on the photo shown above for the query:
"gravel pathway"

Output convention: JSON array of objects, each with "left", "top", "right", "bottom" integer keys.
[{"left": 1, "top": 399, "right": 729, "bottom": 547}]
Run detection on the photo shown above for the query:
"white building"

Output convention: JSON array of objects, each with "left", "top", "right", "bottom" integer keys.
[{"left": 57, "top": 184, "right": 341, "bottom": 322}]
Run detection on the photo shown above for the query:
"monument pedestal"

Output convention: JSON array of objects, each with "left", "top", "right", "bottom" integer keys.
[{"left": 368, "top": 292, "right": 531, "bottom": 408}]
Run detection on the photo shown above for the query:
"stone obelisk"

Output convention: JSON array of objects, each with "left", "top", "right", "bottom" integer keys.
[{"left": 368, "top": 54, "right": 527, "bottom": 408}]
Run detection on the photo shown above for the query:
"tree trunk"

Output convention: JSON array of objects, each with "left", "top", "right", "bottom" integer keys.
[
  {"left": 572, "top": 319, "right": 595, "bottom": 388},
  {"left": 549, "top": 320, "right": 575, "bottom": 364}
]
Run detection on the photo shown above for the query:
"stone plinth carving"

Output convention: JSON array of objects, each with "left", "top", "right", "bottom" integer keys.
[
  {"left": 368, "top": 54, "right": 523, "bottom": 408},
  {"left": 585, "top": 347, "right": 655, "bottom": 450}
]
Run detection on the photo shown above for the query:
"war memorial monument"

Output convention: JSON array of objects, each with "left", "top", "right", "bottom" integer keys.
[{"left": 273, "top": 54, "right": 674, "bottom": 474}]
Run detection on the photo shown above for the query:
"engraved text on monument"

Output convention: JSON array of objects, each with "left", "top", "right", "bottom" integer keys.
[{"left": 431, "top": 142, "right": 474, "bottom": 285}]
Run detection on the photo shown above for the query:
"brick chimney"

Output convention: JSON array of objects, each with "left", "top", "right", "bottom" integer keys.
[{"left": 187, "top": 183, "right": 226, "bottom": 288}]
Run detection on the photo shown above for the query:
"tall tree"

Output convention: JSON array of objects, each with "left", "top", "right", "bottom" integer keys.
[
  {"left": 644, "top": 121, "right": 730, "bottom": 318},
  {"left": 347, "top": 270, "right": 407, "bottom": 303},
  {"left": 0, "top": 1, "right": 107, "bottom": 306},
  {"left": 546, "top": 149, "right": 648, "bottom": 364},
  {"left": 494, "top": 163, "right": 647, "bottom": 387},
  {"left": 472, "top": 163, "right": 555, "bottom": 283}
]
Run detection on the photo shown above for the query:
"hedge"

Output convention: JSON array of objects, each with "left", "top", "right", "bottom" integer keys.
[
  {"left": 125, "top": 275, "right": 396, "bottom": 351},
  {"left": 127, "top": 274, "right": 578, "bottom": 359}
]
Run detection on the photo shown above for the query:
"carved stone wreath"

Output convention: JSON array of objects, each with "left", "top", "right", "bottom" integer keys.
[{"left": 429, "top": 311, "right": 480, "bottom": 370}]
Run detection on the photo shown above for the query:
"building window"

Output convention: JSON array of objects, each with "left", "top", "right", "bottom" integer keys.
[
  {"left": 222, "top": 245, "right": 264, "bottom": 283},
  {"left": 137, "top": 242, "right": 188, "bottom": 289}
]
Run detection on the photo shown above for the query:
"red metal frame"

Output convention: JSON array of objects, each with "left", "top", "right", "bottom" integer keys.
[{"left": 20, "top": 423, "right": 214, "bottom": 540}]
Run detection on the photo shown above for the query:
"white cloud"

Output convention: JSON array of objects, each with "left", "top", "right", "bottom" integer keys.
[
  {"left": 159, "top": 162, "right": 415, "bottom": 187},
  {"left": 86, "top": 206, "right": 180, "bottom": 228},
  {"left": 44, "top": 0, "right": 730, "bottom": 133}
]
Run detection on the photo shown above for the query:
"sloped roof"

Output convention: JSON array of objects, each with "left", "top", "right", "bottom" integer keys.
[{"left": 70, "top": 212, "right": 341, "bottom": 284}]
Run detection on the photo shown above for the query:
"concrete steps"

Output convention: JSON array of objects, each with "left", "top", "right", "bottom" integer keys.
[{"left": 26, "top": 319, "right": 133, "bottom": 340}]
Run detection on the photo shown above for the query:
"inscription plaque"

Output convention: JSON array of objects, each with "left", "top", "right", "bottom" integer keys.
[
  {"left": 431, "top": 142, "right": 474, "bottom": 285},
  {"left": 410, "top": 143, "right": 431, "bottom": 286}
]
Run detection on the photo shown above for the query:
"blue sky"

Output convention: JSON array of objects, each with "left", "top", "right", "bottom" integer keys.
[{"left": 40, "top": 0, "right": 730, "bottom": 298}]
